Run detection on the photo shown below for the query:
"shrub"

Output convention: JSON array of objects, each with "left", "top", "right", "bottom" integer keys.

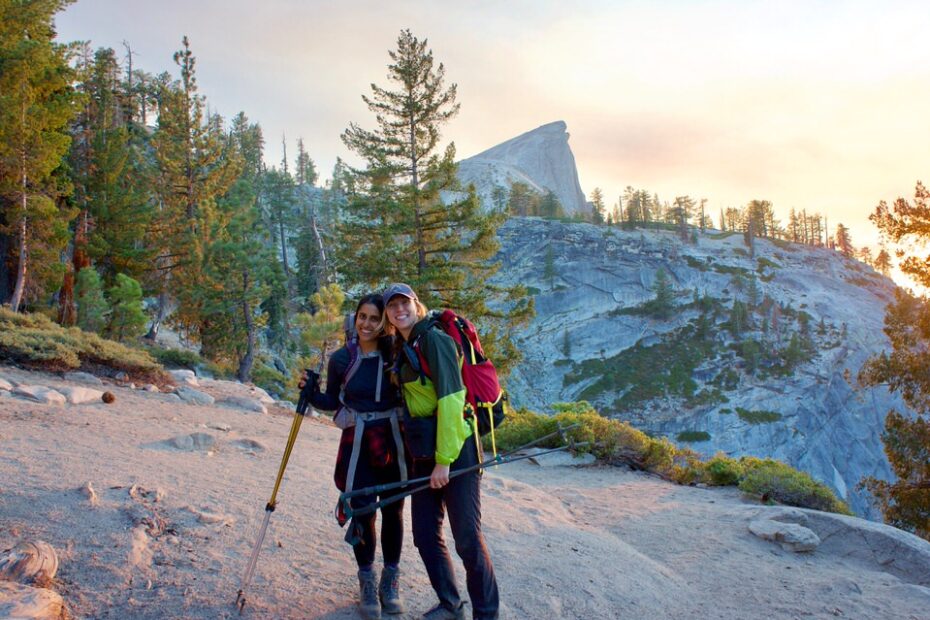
[
  {"left": 705, "top": 453, "right": 743, "bottom": 486},
  {"left": 252, "top": 363, "right": 287, "bottom": 399},
  {"left": 736, "top": 407, "right": 782, "bottom": 424},
  {"left": 739, "top": 458, "right": 852, "bottom": 514},
  {"left": 677, "top": 430, "right": 711, "bottom": 442},
  {"left": 0, "top": 308, "right": 166, "bottom": 382},
  {"left": 489, "top": 401, "right": 850, "bottom": 515},
  {"left": 149, "top": 347, "right": 202, "bottom": 369}
]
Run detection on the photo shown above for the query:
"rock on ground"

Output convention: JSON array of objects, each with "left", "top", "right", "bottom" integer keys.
[
  {"left": 218, "top": 396, "right": 266, "bottom": 415},
  {"left": 0, "top": 540, "right": 59, "bottom": 584},
  {"left": 749, "top": 518, "right": 821, "bottom": 552},
  {"left": 175, "top": 386, "right": 215, "bottom": 406},
  {"left": 168, "top": 369, "right": 199, "bottom": 386},
  {"left": 57, "top": 386, "right": 104, "bottom": 405},
  {"left": 11, "top": 385, "right": 65, "bottom": 405},
  {"left": 0, "top": 581, "right": 63, "bottom": 620},
  {"left": 0, "top": 376, "right": 14, "bottom": 391}
]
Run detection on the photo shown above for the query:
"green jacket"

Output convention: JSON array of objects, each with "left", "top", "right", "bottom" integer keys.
[{"left": 399, "top": 316, "right": 472, "bottom": 465}]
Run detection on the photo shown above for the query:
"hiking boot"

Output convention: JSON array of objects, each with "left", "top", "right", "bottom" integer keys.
[
  {"left": 421, "top": 602, "right": 465, "bottom": 620},
  {"left": 358, "top": 569, "right": 381, "bottom": 619},
  {"left": 378, "top": 565, "right": 404, "bottom": 615}
]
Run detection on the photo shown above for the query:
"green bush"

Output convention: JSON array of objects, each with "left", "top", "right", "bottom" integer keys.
[
  {"left": 0, "top": 308, "right": 166, "bottom": 382},
  {"left": 736, "top": 407, "right": 782, "bottom": 424},
  {"left": 149, "top": 346, "right": 202, "bottom": 369},
  {"left": 739, "top": 458, "right": 852, "bottom": 514},
  {"left": 677, "top": 430, "right": 711, "bottom": 442},
  {"left": 705, "top": 453, "right": 743, "bottom": 486},
  {"left": 251, "top": 363, "right": 287, "bottom": 399}
]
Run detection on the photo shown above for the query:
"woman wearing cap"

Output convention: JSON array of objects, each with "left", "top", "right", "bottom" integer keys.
[
  {"left": 302, "top": 293, "right": 407, "bottom": 619},
  {"left": 383, "top": 283, "right": 499, "bottom": 620}
]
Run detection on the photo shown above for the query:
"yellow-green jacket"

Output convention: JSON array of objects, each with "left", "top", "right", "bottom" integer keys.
[{"left": 399, "top": 316, "right": 472, "bottom": 465}]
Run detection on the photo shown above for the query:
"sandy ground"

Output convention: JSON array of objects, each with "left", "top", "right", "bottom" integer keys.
[{"left": 1, "top": 364, "right": 929, "bottom": 620}]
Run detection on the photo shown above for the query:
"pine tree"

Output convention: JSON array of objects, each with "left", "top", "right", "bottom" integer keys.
[
  {"left": 645, "top": 268, "right": 675, "bottom": 319},
  {"left": 539, "top": 190, "right": 563, "bottom": 219},
  {"left": 671, "top": 195, "right": 695, "bottom": 241},
  {"left": 339, "top": 29, "right": 532, "bottom": 372},
  {"left": 71, "top": 47, "right": 152, "bottom": 286},
  {"left": 75, "top": 266, "right": 107, "bottom": 333},
  {"left": 0, "top": 0, "right": 78, "bottom": 311},
  {"left": 147, "top": 37, "right": 240, "bottom": 340},
  {"left": 107, "top": 273, "right": 147, "bottom": 341},
  {"left": 197, "top": 113, "right": 274, "bottom": 381},
  {"left": 834, "top": 222, "right": 854, "bottom": 257},
  {"left": 543, "top": 244, "right": 557, "bottom": 287},
  {"left": 589, "top": 187, "right": 605, "bottom": 224},
  {"left": 874, "top": 248, "right": 892, "bottom": 277}
]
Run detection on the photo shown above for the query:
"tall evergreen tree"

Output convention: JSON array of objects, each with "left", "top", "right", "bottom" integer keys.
[
  {"left": 589, "top": 187, "right": 605, "bottom": 224},
  {"left": 834, "top": 222, "right": 854, "bottom": 257},
  {"left": 339, "top": 29, "right": 532, "bottom": 371},
  {"left": 0, "top": 0, "right": 77, "bottom": 311},
  {"left": 147, "top": 37, "right": 240, "bottom": 340},
  {"left": 874, "top": 247, "right": 892, "bottom": 277}
]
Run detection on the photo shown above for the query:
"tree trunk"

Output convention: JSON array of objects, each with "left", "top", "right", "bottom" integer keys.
[
  {"left": 10, "top": 141, "right": 28, "bottom": 312},
  {"left": 309, "top": 212, "right": 331, "bottom": 284},
  {"left": 408, "top": 112, "right": 426, "bottom": 276},
  {"left": 236, "top": 270, "right": 255, "bottom": 382}
]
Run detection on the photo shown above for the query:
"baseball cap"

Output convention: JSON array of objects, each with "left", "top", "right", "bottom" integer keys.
[{"left": 382, "top": 283, "right": 418, "bottom": 303}]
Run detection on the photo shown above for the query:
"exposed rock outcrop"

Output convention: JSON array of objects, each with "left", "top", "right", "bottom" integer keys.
[
  {"left": 492, "top": 217, "right": 903, "bottom": 518},
  {"left": 458, "top": 121, "right": 587, "bottom": 214}
]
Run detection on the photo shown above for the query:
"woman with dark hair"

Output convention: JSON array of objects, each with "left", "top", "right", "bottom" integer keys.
[
  {"left": 303, "top": 294, "right": 407, "bottom": 620},
  {"left": 382, "top": 283, "right": 499, "bottom": 620}
]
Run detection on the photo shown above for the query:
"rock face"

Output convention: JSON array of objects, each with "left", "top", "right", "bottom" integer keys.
[
  {"left": 458, "top": 121, "right": 587, "bottom": 215},
  {"left": 492, "top": 217, "right": 904, "bottom": 518}
]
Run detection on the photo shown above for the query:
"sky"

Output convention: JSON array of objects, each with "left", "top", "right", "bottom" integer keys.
[{"left": 54, "top": 0, "right": 930, "bottom": 250}]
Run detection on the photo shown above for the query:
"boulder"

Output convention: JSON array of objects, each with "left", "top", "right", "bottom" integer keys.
[
  {"left": 0, "top": 376, "right": 14, "bottom": 391},
  {"left": 58, "top": 386, "right": 104, "bottom": 405},
  {"left": 11, "top": 386, "right": 66, "bottom": 405},
  {"left": 218, "top": 396, "right": 266, "bottom": 415},
  {"left": 169, "top": 369, "right": 199, "bottom": 386},
  {"left": 248, "top": 386, "right": 276, "bottom": 404},
  {"left": 175, "top": 386, "right": 215, "bottom": 406},
  {"left": 63, "top": 371, "right": 103, "bottom": 386},
  {"left": 0, "top": 540, "right": 59, "bottom": 584},
  {"left": 143, "top": 384, "right": 159, "bottom": 392},
  {"left": 0, "top": 582, "right": 63, "bottom": 620},
  {"left": 749, "top": 518, "right": 821, "bottom": 553}
]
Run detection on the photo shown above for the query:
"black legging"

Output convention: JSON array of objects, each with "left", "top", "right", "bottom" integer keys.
[{"left": 349, "top": 439, "right": 405, "bottom": 567}]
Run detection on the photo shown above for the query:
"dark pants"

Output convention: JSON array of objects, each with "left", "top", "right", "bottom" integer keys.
[
  {"left": 411, "top": 434, "right": 499, "bottom": 620},
  {"left": 341, "top": 425, "right": 405, "bottom": 568}
]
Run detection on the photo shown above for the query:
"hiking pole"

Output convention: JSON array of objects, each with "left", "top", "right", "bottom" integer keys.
[
  {"left": 236, "top": 346, "right": 327, "bottom": 614},
  {"left": 339, "top": 422, "right": 586, "bottom": 521}
]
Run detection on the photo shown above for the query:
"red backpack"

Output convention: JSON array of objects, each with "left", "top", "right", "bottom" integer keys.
[{"left": 410, "top": 310, "right": 507, "bottom": 453}]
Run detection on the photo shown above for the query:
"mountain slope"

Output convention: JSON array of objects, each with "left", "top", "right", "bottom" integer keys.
[{"left": 493, "top": 217, "right": 902, "bottom": 518}]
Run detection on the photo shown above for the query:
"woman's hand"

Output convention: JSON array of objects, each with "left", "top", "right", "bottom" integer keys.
[
  {"left": 298, "top": 369, "right": 320, "bottom": 392},
  {"left": 430, "top": 463, "right": 450, "bottom": 489}
]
